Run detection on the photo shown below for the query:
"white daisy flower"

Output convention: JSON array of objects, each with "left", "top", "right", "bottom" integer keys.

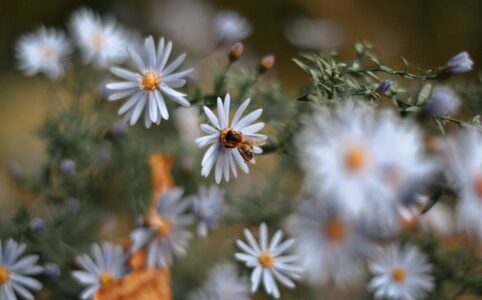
[
  {"left": 0, "top": 239, "right": 43, "bottom": 300},
  {"left": 368, "top": 244, "right": 434, "bottom": 300},
  {"left": 16, "top": 27, "right": 71, "bottom": 79},
  {"left": 291, "top": 195, "right": 372, "bottom": 286},
  {"left": 106, "top": 36, "right": 193, "bottom": 128},
  {"left": 196, "top": 94, "right": 267, "bottom": 183},
  {"left": 129, "top": 187, "right": 193, "bottom": 268},
  {"left": 442, "top": 129, "right": 482, "bottom": 241},
  {"left": 72, "top": 242, "right": 129, "bottom": 300},
  {"left": 213, "top": 10, "right": 252, "bottom": 44},
  {"left": 235, "top": 223, "right": 301, "bottom": 299},
  {"left": 298, "top": 100, "right": 433, "bottom": 220},
  {"left": 189, "top": 262, "right": 250, "bottom": 300},
  {"left": 190, "top": 185, "right": 225, "bottom": 237},
  {"left": 70, "top": 8, "right": 129, "bottom": 68}
]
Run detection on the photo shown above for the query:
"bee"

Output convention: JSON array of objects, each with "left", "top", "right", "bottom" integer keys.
[{"left": 220, "top": 128, "right": 265, "bottom": 163}]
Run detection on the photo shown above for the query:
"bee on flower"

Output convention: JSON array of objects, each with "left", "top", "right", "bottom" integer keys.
[
  {"left": 72, "top": 242, "right": 129, "bottom": 299},
  {"left": 368, "top": 244, "right": 434, "bottom": 300},
  {"left": 70, "top": 8, "right": 130, "bottom": 68},
  {"left": 196, "top": 94, "right": 267, "bottom": 183},
  {"left": 129, "top": 188, "right": 193, "bottom": 268},
  {"left": 16, "top": 27, "right": 71, "bottom": 79},
  {"left": 235, "top": 223, "right": 301, "bottom": 299},
  {"left": 106, "top": 36, "right": 193, "bottom": 127},
  {"left": 0, "top": 239, "right": 43, "bottom": 300}
]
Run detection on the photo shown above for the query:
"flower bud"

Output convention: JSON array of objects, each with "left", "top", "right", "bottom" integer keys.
[
  {"left": 258, "top": 55, "right": 275, "bottom": 74},
  {"left": 229, "top": 42, "right": 244, "bottom": 62},
  {"left": 44, "top": 263, "right": 61, "bottom": 280},
  {"left": 108, "top": 121, "right": 128, "bottom": 139},
  {"left": 65, "top": 197, "right": 80, "bottom": 215},
  {"left": 59, "top": 159, "right": 76, "bottom": 177},
  {"left": 376, "top": 80, "right": 393, "bottom": 93},
  {"left": 425, "top": 86, "right": 460, "bottom": 117},
  {"left": 447, "top": 51, "right": 473, "bottom": 74},
  {"left": 29, "top": 217, "right": 45, "bottom": 233}
]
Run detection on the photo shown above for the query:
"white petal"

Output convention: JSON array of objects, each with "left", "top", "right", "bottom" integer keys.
[
  {"left": 242, "top": 122, "right": 265, "bottom": 134},
  {"left": 160, "top": 85, "right": 190, "bottom": 106},
  {"left": 234, "top": 109, "right": 263, "bottom": 130},
  {"left": 203, "top": 106, "right": 221, "bottom": 129},
  {"left": 127, "top": 47, "right": 146, "bottom": 73},
  {"left": 118, "top": 92, "right": 143, "bottom": 115},
  {"left": 129, "top": 94, "right": 147, "bottom": 125},
  {"left": 110, "top": 67, "right": 139, "bottom": 81},
  {"left": 106, "top": 81, "right": 139, "bottom": 90},
  {"left": 145, "top": 36, "right": 157, "bottom": 69},
  {"left": 260, "top": 223, "right": 268, "bottom": 251},
  {"left": 154, "top": 89, "right": 169, "bottom": 120},
  {"left": 231, "top": 98, "right": 251, "bottom": 127},
  {"left": 162, "top": 53, "right": 186, "bottom": 75}
]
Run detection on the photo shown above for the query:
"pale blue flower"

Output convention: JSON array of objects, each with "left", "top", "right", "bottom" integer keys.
[
  {"left": 447, "top": 51, "right": 473, "bottom": 74},
  {"left": 190, "top": 185, "right": 225, "bottom": 237}
]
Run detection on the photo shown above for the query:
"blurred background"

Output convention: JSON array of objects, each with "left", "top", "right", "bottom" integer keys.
[{"left": 0, "top": 0, "right": 481, "bottom": 235}]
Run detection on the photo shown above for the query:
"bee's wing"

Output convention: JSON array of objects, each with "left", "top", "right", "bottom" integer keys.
[{"left": 245, "top": 136, "right": 267, "bottom": 146}]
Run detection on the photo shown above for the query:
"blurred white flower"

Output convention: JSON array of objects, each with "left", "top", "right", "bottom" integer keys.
[
  {"left": 420, "top": 203, "right": 455, "bottom": 237},
  {"left": 298, "top": 100, "right": 434, "bottom": 220},
  {"left": 16, "top": 27, "right": 71, "bottom": 79},
  {"left": 442, "top": 129, "right": 482, "bottom": 241},
  {"left": 70, "top": 8, "right": 129, "bottom": 68},
  {"left": 106, "top": 36, "right": 193, "bottom": 127},
  {"left": 196, "top": 94, "right": 267, "bottom": 183},
  {"left": 174, "top": 106, "right": 202, "bottom": 147},
  {"left": 189, "top": 262, "right": 250, "bottom": 300},
  {"left": 190, "top": 185, "right": 225, "bottom": 237},
  {"left": 214, "top": 10, "right": 252, "bottom": 44},
  {"left": 368, "top": 244, "right": 434, "bottom": 300},
  {"left": 284, "top": 18, "right": 344, "bottom": 49},
  {"left": 72, "top": 242, "right": 129, "bottom": 300},
  {"left": 130, "top": 188, "right": 193, "bottom": 268},
  {"left": 425, "top": 86, "right": 460, "bottom": 117},
  {"left": 446, "top": 51, "right": 473, "bottom": 74},
  {"left": 291, "top": 196, "right": 372, "bottom": 286},
  {"left": 0, "top": 239, "right": 43, "bottom": 300},
  {"left": 235, "top": 223, "right": 301, "bottom": 299}
]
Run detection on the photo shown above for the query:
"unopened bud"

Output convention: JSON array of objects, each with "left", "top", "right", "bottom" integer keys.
[
  {"left": 229, "top": 42, "right": 244, "bottom": 62},
  {"left": 446, "top": 51, "right": 473, "bottom": 74},
  {"left": 376, "top": 80, "right": 393, "bottom": 94},
  {"left": 108, "top": 121, "right": 128, "bottom": 139},
  {"left": 425, "top": 86, "right": 460, "bottom": 117},
  {"left": 29, "top": 218, "right": 45, "bottom": 233},
  {"left": 44, "top": 263, "right": 61, "bottom": 280},
  {"left": 59, "top": 159, "right": 76, "bottom": 177},
  {"left": 258, "top": 55, "right": 275, "bottom": 74}
]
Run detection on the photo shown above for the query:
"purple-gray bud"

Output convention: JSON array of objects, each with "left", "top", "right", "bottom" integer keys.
[
  {"left": 59, "top": 159, "right": 76, "bottom": 177},
  {"left": 44, "top": 263, "right": 61, "bottom": 280},
  {"left": 447, "top": 51, "right": 473, "bottom": 74},
  {"left": 29, "top": 217, "right": 45, "bottom": 233},
  {"left": 425, "top": 86, "right": 460, "bottom": 117},
  {"left": 376, "top": 80, "right": 393, "bottom": 93}
]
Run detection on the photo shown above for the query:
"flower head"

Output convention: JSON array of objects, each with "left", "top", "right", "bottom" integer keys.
[
  {"left": 72, "top": 242, "right": 129, "bottom": 299},
  {"left": 235, "top": 223, "right": 301, "bottom": 299},
  {"left": 376, "top": 79, "right": 393, "bottom": 93},
  {"left": 190, "top": 185, "right": 225, "bottom": 237},
  {"left": 0, "top": 238, "right": 43, "bottom": 300},
  {"left": 190, "top": 262, "right": 250, "bottom": 300},
  {"left": 106, "top": 36, "right": 193, "bottom": 127},
  {"left": 214, "top": 11, "right": 252, "bottom": 43},
  {"left": 196, "top": 94, "right": 267, "bottom": 183},
  {"left": 291, "top": 196, "right": 372, "bottom": 286},
  {"left": 16, "top": 27, "right": 71, "bottom": 79},
  {"left": 446, "top": 51, "right": 473, "bottom": 74},
  {"left": 368, "top": 244, "right": 434, "bottom": 300},
  {"left": 129, "top": 188, "right": 193, "bottom": 268},
  {"left": 70, "top": 8, "right": 129, "bottom": 68},
  {"left": 425, "top": 86, "right": 460, "bottom": 117}
]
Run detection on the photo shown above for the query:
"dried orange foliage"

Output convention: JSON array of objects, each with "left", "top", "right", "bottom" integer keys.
[{"left": 94, "top": 154, "right": 175, "bottom": 300}]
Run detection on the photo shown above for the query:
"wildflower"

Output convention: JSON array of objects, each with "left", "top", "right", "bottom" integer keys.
[
  {"left": 291, "top": 197, "right": 372, "bottom": 286},
  {"left": 446, "top": 51, "right": 473, "bottom": 74},
  {"left": 368, "top": 244, "right": 434, "bottom": 300},
  {"left": 16, "top": 27, "right": 71, "bottom": 79},
  {"left": 442, "top": 130, "right": 482, "bottom": 241},
  {"left": 70, "top": 8, "right": 129, "bottom": 68},
  {"left": 235, "top": 223, "right": 301, "bottom": 299},
  {"left": 189, "top": 262, "right": 250, "bottom": 300},
  {"left": 106, "top": 36, "right": 193, "bottom": 127},
  {"left": 196, "top": 94, "right": 267, "bottom": 183},
  {"left": 190, "top": 185, "right": 224, "bottom": 237},
  {"left": 376, "top": 79, "right": 393, "bottom": 93},
  {"left": 425, "top": 86, "right": 460, "bottom": 117},
  {"left": 214, "top": 11, "right": 252, "bottom": 44},
  {"left": 130, "top": 188, "right": 193, "bottom": 268},
  {"left": 59, "top": 159, "right": 76, "bottom": 177},
  {"left": 72, "top": 242, "right": 129, "bottom": 299},
  {"left": 28, "top": 218, "right": 45, "bottom": 233},
  {"left": 43, "top": 263, "right": 61, "bottom": 280},
  {"left": 0, "top": 238, "right": 43, "bottom": 300}
]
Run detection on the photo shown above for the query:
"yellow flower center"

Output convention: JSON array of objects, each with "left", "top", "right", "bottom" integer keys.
[
  {"left": 156, "top": 218, "right": 171, "bottom": 237},
  {"left": 99, "top": 272, "right": 116, "bottom": 288},
  {"left": 473, "top": 174, "right": 482, "bottom": 197},
  {"left": 391, "top": 266, "right": 408, "bottom": 283},
  {"left": 141, "top": 72, "right": 161, "bottom": 91},
  {"left": 343, "top": 146, "right": 366, "bottom": 172},
  {"left": 325, "top": 218, "right": 347, "bottom": 241},
  {"left": 0, "top": 267, "right": 10, "bottom": 284},
  {"left": 258, "top": 252, "right": 274, "bottom": 268}
]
